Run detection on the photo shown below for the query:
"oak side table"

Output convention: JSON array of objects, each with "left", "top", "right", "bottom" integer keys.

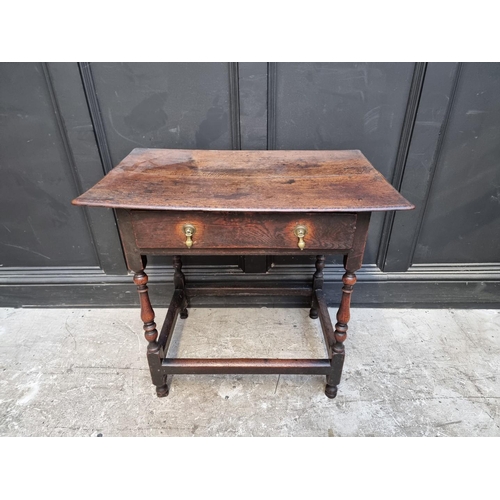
[{"left": 73, "top": 149, "right": 413, "bottom": 399}]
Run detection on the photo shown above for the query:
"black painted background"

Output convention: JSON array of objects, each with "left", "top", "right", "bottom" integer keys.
[{"left": 1, "top": 62, "right": 499, "bottom": 307}]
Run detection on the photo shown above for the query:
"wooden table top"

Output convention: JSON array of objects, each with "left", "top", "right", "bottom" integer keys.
[{"left": 72, "top": 148, "right": 414, "bottom": 212}]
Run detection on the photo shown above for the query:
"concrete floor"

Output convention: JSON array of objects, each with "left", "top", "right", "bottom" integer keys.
[{"left": 0, "top": 306, "right": 499, "bottom": 437}]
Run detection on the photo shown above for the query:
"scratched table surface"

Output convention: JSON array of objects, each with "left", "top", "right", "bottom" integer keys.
[{"left": 72, "top": 148, "right": 414, "bottom": 212}]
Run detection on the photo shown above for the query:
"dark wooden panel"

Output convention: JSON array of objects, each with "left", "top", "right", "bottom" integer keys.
[
  {"left": 130, "top": 210, "right": 357, "bottom": 251},
  {"left": 377, "top": 63, "right": 427, "bottom": 269},
  {"left": 90, "top": 63, "right": 234, "bottom": 162},
  {"left": 383, "top": 63, "right": 460, "bottom": 272},
  {"left": 239, "top": 62, "right": 268, "bottom": 150},
  {"left": 414, "top": 63, "right": 500, "bottom": 263},
  {"left": 47, "top": 63, "right": 127, "bottom": 274},
  {"left": 272, "top": 62, "right": 416, "bottom": 263},
  {"left": 0, "top": 63, "right": 98, "bottom": 267}
]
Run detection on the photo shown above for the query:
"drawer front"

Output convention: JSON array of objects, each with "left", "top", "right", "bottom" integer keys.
[{"left": 130, "top": 211, "right": 357, "bottom": 251}]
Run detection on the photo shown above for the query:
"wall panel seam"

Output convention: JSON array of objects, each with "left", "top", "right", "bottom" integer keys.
[
  {"left": 377, "top": 62, "right": 427, "bottom": 270},
  {"left": 40, "top": 62, "right": 102, "bottom": 269},
  {"left": 408, "top": 63, "right": 464, "bottom": 266},
  {"left": 267, "top": 62, "right": 277, "bottom": 150},
  {"left": 228, "top": 62, "right": 242, "bottom": 150}
]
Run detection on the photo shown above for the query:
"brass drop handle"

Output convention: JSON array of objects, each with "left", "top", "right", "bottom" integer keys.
[
  {"left": 183, "top": 224, "right": 196, "bottom": 248},
  {"left": 293, "top": 225, "right": 307, "bottom": 250}
]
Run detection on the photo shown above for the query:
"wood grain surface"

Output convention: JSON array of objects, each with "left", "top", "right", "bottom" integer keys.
[{"left": 72, "top": 148, "right": 414, "bottom": 212}]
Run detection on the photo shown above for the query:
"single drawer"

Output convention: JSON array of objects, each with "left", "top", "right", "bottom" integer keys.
[{"left": 130, "top": 210, "right": 357, "bottom": 252}]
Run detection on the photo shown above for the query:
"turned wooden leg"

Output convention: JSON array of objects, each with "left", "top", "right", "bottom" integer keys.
[
  {"left": 173, "top": 255, "right": 188, "bottom": 319},
  {"left": 325, "top": 271, "right": 356, "bottom": 398},
  {"left": 309, "top": 255, "right": 325, "bottom": 319},
  {"left": 134, "top": 270, "right": 168, "bottom": 397},
  {"left": 134, "top": 271, "right": 158, "bottom": 345}
]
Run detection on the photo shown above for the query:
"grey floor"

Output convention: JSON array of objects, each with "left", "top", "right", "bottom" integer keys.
[{"left": 0, "top": 306, "right": 499, "bottom": 437}]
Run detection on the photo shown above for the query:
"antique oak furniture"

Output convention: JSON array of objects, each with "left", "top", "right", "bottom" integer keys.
[{"left": 73, "top": 149, "right": 413, "bottom": 398}]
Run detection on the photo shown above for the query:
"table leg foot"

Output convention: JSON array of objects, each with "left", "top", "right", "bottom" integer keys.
[
  {"left": 325, "top": 384, "right": 338, "bottom": 399},
  {"left": 309, "top": 307, "right": 319, "bottom": 319},
  {"left": 180, "top": 308, "right": 188, "bottom": 319},
  {"left": 156, "top": 384, "right": 169, "bottom": 398}
]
